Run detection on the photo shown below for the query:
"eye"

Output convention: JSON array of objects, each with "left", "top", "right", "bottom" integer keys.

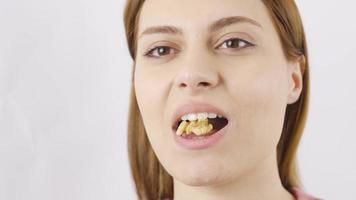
[
  {"left": 217, "top": 38, "right": 254, "bottom": 50},
  {"left": 144, "top": 46, "right": 177, "bottom": 58}
]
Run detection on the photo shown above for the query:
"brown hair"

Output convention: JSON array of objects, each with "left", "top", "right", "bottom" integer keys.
[{"left": 123, "top": 0, "right": 309, "bottom": 199}]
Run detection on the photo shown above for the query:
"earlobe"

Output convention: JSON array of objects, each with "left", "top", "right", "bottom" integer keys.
[{"left": 287, "top": 56, "right": 305, "bottom": 104}]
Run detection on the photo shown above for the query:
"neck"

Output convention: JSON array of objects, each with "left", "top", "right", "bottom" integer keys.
[{"left": 173, "top": 151, "right": 295, "bottom": 200}]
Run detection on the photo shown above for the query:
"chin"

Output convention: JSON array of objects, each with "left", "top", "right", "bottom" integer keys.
[{"left": 173, "top": 163, "right": 232, "bottom": 187}]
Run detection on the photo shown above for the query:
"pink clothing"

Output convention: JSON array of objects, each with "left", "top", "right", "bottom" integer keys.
[
  {"left": 290, "top": 187, "right": 323, "bottom": 200},
  {"left": 163, "top": 187, "right": 323, "bottom": 200}
]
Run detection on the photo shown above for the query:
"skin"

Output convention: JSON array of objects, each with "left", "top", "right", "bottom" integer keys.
[{"left": 134, "top": 0, "right": 303, "bottom": 199}]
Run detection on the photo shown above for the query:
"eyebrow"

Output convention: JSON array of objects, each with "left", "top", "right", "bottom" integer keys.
[{"left": 138, "top": 16, "right": 262, "bottom": 39}]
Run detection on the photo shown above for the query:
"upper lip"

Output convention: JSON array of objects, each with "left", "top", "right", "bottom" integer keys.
[{"left": 171, "top": 101, "right": 228, "bottom": 130}]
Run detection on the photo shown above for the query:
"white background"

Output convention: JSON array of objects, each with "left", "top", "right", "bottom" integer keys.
[{"left": 0, "top": 0, "right": 355, "bottom": 199}]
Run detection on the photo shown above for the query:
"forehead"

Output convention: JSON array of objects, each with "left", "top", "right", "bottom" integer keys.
[{"left": 138, "top": 0, "right": 272, "bottom": 34}]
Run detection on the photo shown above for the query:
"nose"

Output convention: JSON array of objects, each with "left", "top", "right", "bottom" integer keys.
[{"left": 174, "top": 55, "right": 219, "bottom": 93}]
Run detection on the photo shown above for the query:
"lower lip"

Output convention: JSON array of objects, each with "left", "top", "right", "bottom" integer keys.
[{"left": 172, "top": 124, "right": 228, "bottom": 150}]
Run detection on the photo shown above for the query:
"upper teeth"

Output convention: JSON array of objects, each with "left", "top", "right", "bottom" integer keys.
[{"left": 181, "top": 112, "right": 223, "bottom": 121}]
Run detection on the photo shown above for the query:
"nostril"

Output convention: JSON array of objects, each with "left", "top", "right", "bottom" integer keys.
[
  {"left": 179, "top": 83, "right": 188, "bottom": 88},
  {"left": 180, "top": 82, "right": 210, "bottom": 88},
  {"left": 198, "top": 82, "right": 210, "bottom": 87}
]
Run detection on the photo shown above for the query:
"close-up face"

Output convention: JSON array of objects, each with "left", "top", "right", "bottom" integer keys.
[{"left": 134, "top": 0, "right": 302, "bottom": 187}]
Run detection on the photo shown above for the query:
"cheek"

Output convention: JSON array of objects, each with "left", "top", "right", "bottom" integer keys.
[
  {"left": 134, "top": 68, "right": 171, "bottom": 150},
  {"left": 224, "top": 61, "right": 289, "bottom": 156}
]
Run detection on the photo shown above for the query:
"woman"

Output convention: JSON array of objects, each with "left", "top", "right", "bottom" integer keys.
[{"left": 123, "top": 0, "right": 322, "bottom": 199}]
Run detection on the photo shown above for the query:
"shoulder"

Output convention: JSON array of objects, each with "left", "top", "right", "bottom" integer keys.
[{"left": 290, "top": 187, "right": 323, "bottom": 200}]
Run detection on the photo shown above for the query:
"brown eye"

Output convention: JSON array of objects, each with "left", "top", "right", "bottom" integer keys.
[
  {"left": 218, "top": 38, "right": 253, "bottom": 50},
  {"left": 145, "top": 46, "right": 175, "bottom": 58}
]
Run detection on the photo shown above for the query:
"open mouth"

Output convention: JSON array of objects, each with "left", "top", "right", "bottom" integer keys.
[{"left": 172, "top": 113, "right": 229, "bottom": 138}]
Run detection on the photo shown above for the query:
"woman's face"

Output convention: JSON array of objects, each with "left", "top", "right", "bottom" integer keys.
[{"left": 134, "top": 0, "right": 302, "bottom": 186}]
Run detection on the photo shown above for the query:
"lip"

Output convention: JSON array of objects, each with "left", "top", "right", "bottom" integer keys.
[{"left": 171, "top": 102, "right": 228, "bottom": 130}]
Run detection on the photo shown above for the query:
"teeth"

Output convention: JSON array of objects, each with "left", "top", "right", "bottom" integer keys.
[
  {"left": 187, "top": 113, "right": 197, "bottom": 121},
  {"left": 197, "top": 112, "right": 208, "bottom": 120},
  {"left": 181, "top": 115, "right": 188, "bottom": 121},
  {"left": 208, "top": 113, "right": 217, "bottom": 118},
  {"left": 181, "top": 112, "right": 221, "bottom": 121}
]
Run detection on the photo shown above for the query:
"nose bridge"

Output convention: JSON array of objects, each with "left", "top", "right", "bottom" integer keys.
[{"left": 174, "top": 42, "right": 219, "bottom": 91}]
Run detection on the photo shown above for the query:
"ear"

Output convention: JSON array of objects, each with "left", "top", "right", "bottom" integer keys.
[{"left": 287, "top": 55, "right": 305, "bottom": 104}]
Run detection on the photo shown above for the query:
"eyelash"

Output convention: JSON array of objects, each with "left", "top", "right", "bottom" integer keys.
[{"left": 143, "top": 38, "right": 255, "bottom": 58}]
